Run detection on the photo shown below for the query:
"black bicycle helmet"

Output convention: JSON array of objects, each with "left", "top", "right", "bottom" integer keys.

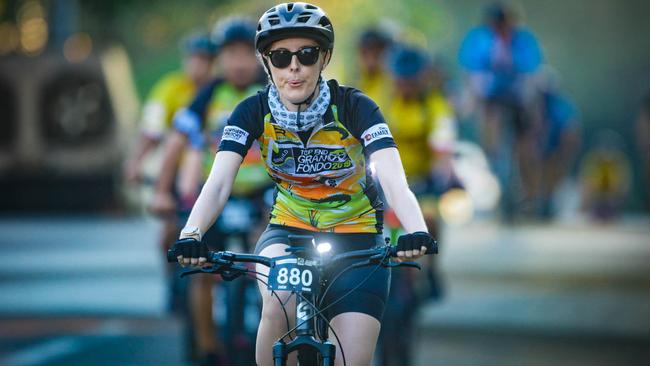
[
  {"left": 212, "top": 16, "right": 256, "bottom": 52},
  {"left": 358, "top": 27, "right": 392, "bottom": 50},
  {"left": 255, "top": 2, "right": 334, "bottom": 53}
]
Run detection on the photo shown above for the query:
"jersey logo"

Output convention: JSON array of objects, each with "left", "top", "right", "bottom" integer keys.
[
  {"left": 268, "top": 143, "right": 355, "bottom": 176},
  {"left": 222, "top": 126, "right": 249, "bottom": 145},
  {"left": 361, "top": 123, "right": 392, "bottom": 146},
  {"left": 294, "top": 147, "right": 353, "bottom": 175}
]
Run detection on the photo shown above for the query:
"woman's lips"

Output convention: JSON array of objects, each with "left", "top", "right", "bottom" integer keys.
[{"left": 288, "top": 80, "right": 303, "bottom": 87}]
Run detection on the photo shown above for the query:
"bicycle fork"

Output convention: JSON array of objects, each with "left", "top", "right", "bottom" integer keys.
[{"left": 272, "top": 291, "right": 336, "bottom": 365}]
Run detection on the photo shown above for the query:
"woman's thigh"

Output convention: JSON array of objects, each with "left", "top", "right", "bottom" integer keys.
[{"left": 330, "top": 312, "right": 381, "bottom": 366}]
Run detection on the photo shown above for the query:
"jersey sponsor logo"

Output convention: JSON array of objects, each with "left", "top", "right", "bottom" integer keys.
[
  {"left": 221, "top": 126, "right": 249, "bottom": 145},
  {"left": 268, "top": 143, "right": 354, "bottom": 176},
  {"left": 361, "top": 123, "right": 392, "bottom": 146},
  {"left": 294, "top": 147, "right": 353, "bottom": 175}
]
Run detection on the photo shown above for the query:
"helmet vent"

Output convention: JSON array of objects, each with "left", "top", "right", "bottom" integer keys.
[
  {"left": 297, "top": 15, "right": 310, "bottom": 23},
  {"left": 287, "top": 3, "right": 294, "bottom": 12},
  {"left": 318, "top": 18, "right": 331, "bottom": 28},
  {"left": 268, "top": 15, "right": 280, "bottom": 26},
  {"left": 305, "top": 4, "right": 317, "bottom": 9}
]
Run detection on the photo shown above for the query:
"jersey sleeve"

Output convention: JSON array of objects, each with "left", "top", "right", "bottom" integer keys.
[
  {"left": 218, "top": 95, "right": 264, "bottom": 157},
  {"left": 172, "top": 107, "right": 204, "bottom": 150},
  {"left": 345, "top": 89, "right": 397, "bottom": 156},
  {"left": 171, "top": 80, "right": 221, "bottom": 150},
  {"left": 428, "top": 94, "right": 457, "bottom": 153},
  {"left": 140, "top": 75, "right": 177, "bottom": 138}
]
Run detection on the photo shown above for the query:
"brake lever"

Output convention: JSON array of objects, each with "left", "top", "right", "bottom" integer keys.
[
  {"left": 180, "top": 266, "right": 219, "bottom": 278},
  {"left": 386, "top": 261, "right": 421, "bottom": 270},
  {"left": 179, "top": 263, "right": 248, "bottom": 279},
  {"left": 220, "top": 264, "right": 248, "bottom": 281}
]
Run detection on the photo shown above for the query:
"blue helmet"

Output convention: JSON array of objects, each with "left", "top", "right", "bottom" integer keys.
[
  {"left": 386, "top": 44, "right": 430, "bottom": 78},
  {"left": 181, "top": 32, "right": 217, "bottom": 56},
  {"left": 211, "top": 16, "right": 256, "bottom": 51},
  {"left": 255, "top": 2, "right": 334, "bottom": 53}
]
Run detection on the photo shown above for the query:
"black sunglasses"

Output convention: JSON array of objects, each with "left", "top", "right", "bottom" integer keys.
[{"left": 266, "top": 46, "right": 321, "bottom": 68}]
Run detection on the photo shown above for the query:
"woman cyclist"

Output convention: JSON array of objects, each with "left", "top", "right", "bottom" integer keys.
[{"left": 173, "top": 3, "right": 436, "bottom": 365}]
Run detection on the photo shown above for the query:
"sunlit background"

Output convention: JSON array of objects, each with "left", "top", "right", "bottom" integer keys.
[{"left": 1, "top": 0, "right": 649, "bottom": 365}]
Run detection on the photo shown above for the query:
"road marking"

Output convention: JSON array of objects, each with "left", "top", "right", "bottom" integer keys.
[
  {"left": 0, "top": 319, "right": 132, "bottom": 366},
  {"left": 1, "top": 337, "right": 83, "bottom": 366}
]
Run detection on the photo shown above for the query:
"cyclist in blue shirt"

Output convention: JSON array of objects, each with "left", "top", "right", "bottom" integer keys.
[
  {"left": 531, "top": 66, "right": 580, "bottom": 218},
  {"left": 458, "top": 2, "right": 543, "bottom": 220}
]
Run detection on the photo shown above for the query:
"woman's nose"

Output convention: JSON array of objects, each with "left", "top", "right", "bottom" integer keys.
[{"left": 289, "top": 54, "right": 300, "bottom": 71}]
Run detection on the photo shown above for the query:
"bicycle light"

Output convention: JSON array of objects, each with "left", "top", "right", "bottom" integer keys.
[{"left": 316, "top": 242, "right": 332, "bottom": 254}]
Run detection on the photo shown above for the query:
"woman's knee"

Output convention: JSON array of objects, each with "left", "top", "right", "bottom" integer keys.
[{"left": 260, "top": 291, "right": 295, "bottom": 322}]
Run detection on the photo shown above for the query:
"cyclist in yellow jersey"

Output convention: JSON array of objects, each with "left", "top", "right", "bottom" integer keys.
[
  {"left": 384, "top": 44, "right": 457, "bottom": 208},
  {"left": 122, "top": 32, "right": 216, "bottom": 320},
  {"left": 353, "top": 27, "right": 394, "bottom": 107},
  {"left": 579, "top": 130, "right": 631, "bottom": 222},
  {"left": 124, "top": 32, "right": 216, "bottom": 184},
  {"left": 375, "top": 43, "right": 455, "bottom": 366},
  {"left": 151, "top": 17, "right": 267, "bottom": 366}
]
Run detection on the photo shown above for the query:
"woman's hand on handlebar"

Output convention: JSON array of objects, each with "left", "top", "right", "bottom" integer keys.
[
  {"left": 395, "top": 231, "right": 437, "bottom": 262},
  {"left": 172, "top": 238, "right": 209, "bottom": 267}
]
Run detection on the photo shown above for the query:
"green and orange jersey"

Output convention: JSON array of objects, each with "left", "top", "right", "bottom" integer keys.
[
  {"left": 174, "top": 78, "right": 270, "bottom": 196},
  {"left": 219, "top": 79, "right": 397, "bottom": 233}
]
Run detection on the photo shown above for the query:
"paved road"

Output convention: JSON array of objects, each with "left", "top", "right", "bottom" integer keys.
[{"left": 0, "top": 215, "right": 649, "bottom": 365}]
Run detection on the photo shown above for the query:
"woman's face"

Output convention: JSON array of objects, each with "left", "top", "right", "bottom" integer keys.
[
  {"left": 219, "top": 41, "right": 260, "bottom": 90},
  {"left": 264, "top": 37, "right": 329, "bottom": 108}
]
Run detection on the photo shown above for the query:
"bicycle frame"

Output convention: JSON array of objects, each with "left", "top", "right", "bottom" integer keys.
[{"left": 169, "top": 234, "right": 432, "bottom": 366}]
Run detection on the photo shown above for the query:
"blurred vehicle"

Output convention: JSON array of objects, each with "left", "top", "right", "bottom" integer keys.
[{"left": 0, "top": 50, "right": 130, "bottom": 211}]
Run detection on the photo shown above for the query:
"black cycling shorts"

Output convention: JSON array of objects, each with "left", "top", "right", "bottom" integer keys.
[{"left": 255, "top": 225, "right": 391, "bottom": 322}]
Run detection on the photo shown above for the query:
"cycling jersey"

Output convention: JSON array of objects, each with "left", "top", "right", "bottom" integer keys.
[
  {"left": 173, "top": 78, "right": 270, "bottom": 196},
  {"left": 358, "top": 69, "right": 391, "bottom": 109},
  {"left": 219, "top": 79, "right": 397, "bottom": 233},
  {"left": 384, "top": 92, "right": 456, "bottom": 179},
  {"left": 141, "top": 72, "right": 197, "bottom": 139},
  {"left": 541, "top": 91, "right": 578, "bottom": 157},
  {"left": 459, "top": 25, "right": 542, "bottom": 102}
]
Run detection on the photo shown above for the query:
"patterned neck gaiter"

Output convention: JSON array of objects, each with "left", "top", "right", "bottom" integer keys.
[{"left": 268, "top": 79, "right": 330, "bottom": 132}]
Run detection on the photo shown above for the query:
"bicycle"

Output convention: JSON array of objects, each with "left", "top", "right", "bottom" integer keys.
[{"left": 168, "top": 234, "right": 436, "bottom": 365}]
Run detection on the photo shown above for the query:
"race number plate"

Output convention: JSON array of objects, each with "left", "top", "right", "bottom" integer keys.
[{"left": 267, "top": 258, "right": 319, "bottom": 293}]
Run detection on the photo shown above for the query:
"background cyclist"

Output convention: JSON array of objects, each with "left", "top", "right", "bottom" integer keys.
[
  {"left": 376, "top": 43, "right": 456, "bottom": 366},
  {"left": 172, "top": 3, "right": 436, "bottom": 366},
  {"left": 458, "top": 2, "right": 543, "bottom": 220},
  {"left": 122, "top": 31, "right": 216, "bottom": 313},
  {"left": 151, "top": 16, "right": 267, "bottom": 366},
  {"left": 529, "top": 66, "right": 581, "bottom": 219},
  {"left": 351, "top": 26, "right": 394, "bottom": 107}
]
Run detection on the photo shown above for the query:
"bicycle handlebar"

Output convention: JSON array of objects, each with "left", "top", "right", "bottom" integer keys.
[{"left": 167, "top": 239, "right": 435, "bottom": 269}]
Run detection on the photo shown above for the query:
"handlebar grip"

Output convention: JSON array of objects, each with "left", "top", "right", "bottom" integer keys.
[
  {"left": 427, "top": 239, "right": 438, "bottom": 255},
  {"left": 167, "top": 249, "right": 178, "bottom": 263}
]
